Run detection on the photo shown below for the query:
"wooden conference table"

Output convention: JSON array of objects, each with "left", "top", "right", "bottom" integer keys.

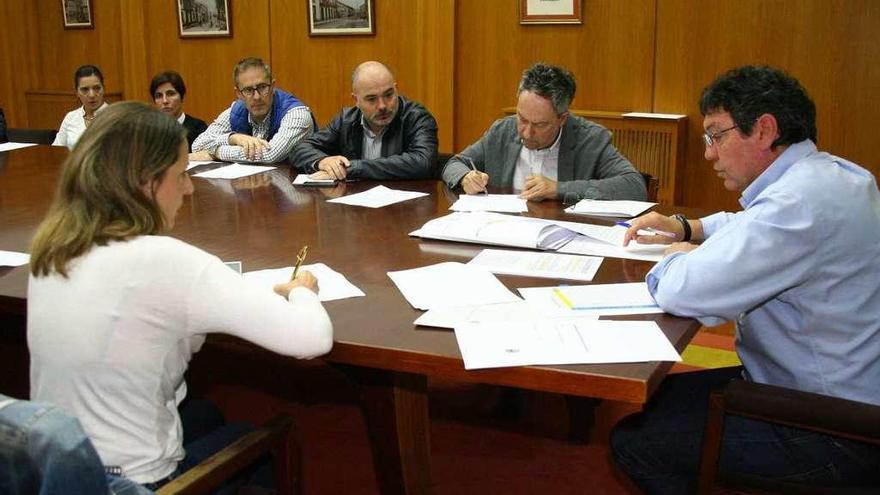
[{"left": 0, "top": 145, "right": 701, "bottom": 495}]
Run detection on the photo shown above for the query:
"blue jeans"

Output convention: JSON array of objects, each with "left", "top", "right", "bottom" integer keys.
[
  {"left": 610, "top": 367, "right": 880, "bottom": 494},
  {"left": 0, "top": 394, "right": 112, "bottom": 495}
]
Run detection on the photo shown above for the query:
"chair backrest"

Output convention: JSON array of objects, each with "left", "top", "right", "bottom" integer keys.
[
  {"left": 0, "top": 394, "right": 110, "bottom": 495},
  {"left": 641, "top": 172, "right": 659, "bottom": 202},
  {"left": 7, "top": 128, "right": 57, "bottom": 145}
]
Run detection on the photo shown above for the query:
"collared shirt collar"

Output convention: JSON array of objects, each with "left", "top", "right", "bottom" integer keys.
[
  {"left": 79, "top": 102, "right": 109, "bottom": 116},
  {"left": 177, "top": 113, "right": 186, "bottom": 125},
  {"left": 740, "top": 140, "right": 817, "bottom": 208},
  {"left": 360, "top": 115, "right": 388, "bottom": 139}
]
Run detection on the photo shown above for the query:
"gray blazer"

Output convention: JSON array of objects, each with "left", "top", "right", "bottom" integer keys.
[{"left": 442, "top": 115, "right": 646, "bottom": 201}]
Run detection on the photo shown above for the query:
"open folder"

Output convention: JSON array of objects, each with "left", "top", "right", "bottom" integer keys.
[{"left": 409, "top": 211, "right": 577, "bottom": 250}]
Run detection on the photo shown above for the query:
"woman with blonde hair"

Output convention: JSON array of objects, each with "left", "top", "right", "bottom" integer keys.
[{"left": 29, "top": 101, "right": 332, "bottom": 489}]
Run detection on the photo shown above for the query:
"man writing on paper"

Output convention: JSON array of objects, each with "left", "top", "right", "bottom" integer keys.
[
  {"left": 291, "top": 61, "right": 438, "bottom": 180},
  {"left": 613, "top": 66, "right": 880, "bottom": 493},
  {"left": 190, "top": 57, "right": 316, "bottom": 164},
  {"left": 441, "top": 63, "right": 646, "bottom": 202}
]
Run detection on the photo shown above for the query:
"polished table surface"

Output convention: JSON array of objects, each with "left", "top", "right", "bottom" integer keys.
[{"left": 0, "top": 146, "right": 701, "bottom": 494}]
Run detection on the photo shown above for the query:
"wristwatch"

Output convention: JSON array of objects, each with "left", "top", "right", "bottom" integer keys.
[{"left": 672, "top": 214, "right": 691, "bottom": 242}]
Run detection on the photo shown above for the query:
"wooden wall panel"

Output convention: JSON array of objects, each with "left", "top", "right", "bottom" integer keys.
[
  {"left": 268, "top": 0, "right": 455, "bottom": 152},
  {"left": 0, "top": 2, "right": 40, "bottom": 127},
  {"left": 29, "top": 0, "right": 122, "bottom": 127},
  {"left": 454, "top": 0, "right": 656, "bottom": 150},
  {"left": 655, "top": 0, "right": 880, "bottom": 210},
  {"left": 140, "top": 1, "right": 272, "bottom": 127}
]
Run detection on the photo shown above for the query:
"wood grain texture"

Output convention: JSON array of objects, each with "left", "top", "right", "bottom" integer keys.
[
  {"left": 139, "top": 0, "right": 272, "bottom": 125},
  {"left": 654, "top": 0, "right": 880, "bottom": 210},
  {"left": 454, "top": 0, "right": 657, "bottom": 150},
  {"left": 268, "top": 0, "right": 455, "bottom": 152}
]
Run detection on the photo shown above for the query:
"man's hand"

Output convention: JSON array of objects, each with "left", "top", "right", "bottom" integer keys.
[
  {"left": 273, "top": 270, "right": 319, "bottom": 298},
  {"left": 622, "top": 212, "right": 683, "bottom": 246},
  {"left": 229, "top": 133, "right": 270, "bottom": 161},
  {"left": 461, "top": 170, "right": 489, "bottom": 195},
  {"left": 317, "top": 155, "right": 350, "bottom": 180},
  {"left": 520, "top": 175, "right": 557, "bottom": 201},
  {"left": 189, "top": 150, "right": 214, "bottom": 161}
]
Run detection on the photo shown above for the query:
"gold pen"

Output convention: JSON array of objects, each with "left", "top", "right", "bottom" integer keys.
[{"left": 290, "top": 245, "right": 309, "bottom": 281}]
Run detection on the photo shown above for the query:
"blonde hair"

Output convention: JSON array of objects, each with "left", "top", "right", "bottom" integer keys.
[{"left": 30, "top": 101, "right": 186, "bottom": 277}]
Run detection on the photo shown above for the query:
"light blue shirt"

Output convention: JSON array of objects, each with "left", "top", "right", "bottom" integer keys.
[{"left": 647, "top": 140, "right": 880, "bottom": 405}]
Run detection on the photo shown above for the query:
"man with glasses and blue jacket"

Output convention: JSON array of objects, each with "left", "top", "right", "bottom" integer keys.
[{"left": 191, "top": 57, "right": 316, "bottom": 164}]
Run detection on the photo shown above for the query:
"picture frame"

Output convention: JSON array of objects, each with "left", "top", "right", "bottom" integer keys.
[
  {"left": 177, "top": 0, "right": 233, "bottom": 38},
  {"left": 307, "top": 0, "right": 375, "bottom": 37},
  {"left": 61, "top": 0, "right": 94, "bottom": 29},
  {"left": 519, "top": 0, "right": 582, "bottom": 25}
]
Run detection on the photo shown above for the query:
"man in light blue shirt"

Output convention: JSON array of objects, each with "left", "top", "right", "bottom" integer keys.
[{"left": 611, "top": 65, "right": 880, "bottom": 494}]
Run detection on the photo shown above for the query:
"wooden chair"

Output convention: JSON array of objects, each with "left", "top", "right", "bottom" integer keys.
[
  {"left": 697, "top": 380, "right": 880, "bottom": 495},
  {"left": 640, "top": 172, "right": 659, "bottom": 202},
  {"left": 157, "top": 414, "right": 301, "bottom": 495}
]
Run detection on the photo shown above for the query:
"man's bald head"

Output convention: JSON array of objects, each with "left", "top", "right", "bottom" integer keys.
[
  {"left": 351, "top": 61, "right": 399, "bottom": 133},
  {"left": 352, "top": 61, "right": 395, "bottom": 92}
]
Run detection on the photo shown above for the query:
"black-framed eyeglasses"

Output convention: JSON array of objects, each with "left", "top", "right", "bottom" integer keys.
[
  {"left": 702, "top": 124, "right": 739, "bottom": 147},
  {"left": 238, "top": 83, "right": 272, "bottom": 98}
]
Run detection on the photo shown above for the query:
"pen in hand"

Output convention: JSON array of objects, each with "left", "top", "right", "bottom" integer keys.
[
  {"left": 459, "top": 155, "right": 488, "bottom": 195},
  {"left": 616, "top": 221, "right": 677, "bottom": 239},
  {"left": 290, "top": 245, "right": 309, "bottom": 281}
]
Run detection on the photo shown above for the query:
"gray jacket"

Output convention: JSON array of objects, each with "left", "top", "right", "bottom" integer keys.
[{"left": 442, "top": 115, "right": 646, "bottom": 201}]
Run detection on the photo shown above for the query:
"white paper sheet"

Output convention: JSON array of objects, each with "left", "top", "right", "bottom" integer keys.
[
  {"left": 454, "top": 319, "right": 681, "bottom": 370},
  {"left": 564, "top": 199, "right": 656, "bottom": 218},
  {"left": 0, "top": 142, "right": 38, "bottom": 152},
  {"left": 414, "top": 300, "right": 598, "bottom": 329},
  {"left": 327, "top": 185, "right": 428, "bottom": 208},
  {"left": 0, "top": 250, "right": 30, "bottom": 267},
  {"left": 450, "top": 194, "right": 528, "bottom": 213},
  {"left": 242, "top": 262, "right": 365, "bottom": 302},
  {"left": 467, "top": 249, "right": 602, "bottom": 282},
  {"left": 192, "top": 163, "right": 276, "bottom": 179},
  {"left": 518, "top": 282, "right": 663, "bottom": 316},
  {"left": 556, "top": 234, "right": 665, "bottom": 262},
  {"left": 186, "top": 160, "right": 219, "bottom": 171},
  {"left": 387, "top": 262, "right": 521, "bottom": 310}
]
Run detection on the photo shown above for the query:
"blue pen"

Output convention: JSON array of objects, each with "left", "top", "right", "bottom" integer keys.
[{"left": 616, "top": 221, "right": 677, "bottom": 238}]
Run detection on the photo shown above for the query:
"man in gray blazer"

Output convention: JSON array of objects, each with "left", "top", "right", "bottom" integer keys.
[{"left": 441, "top": 63, "right": 646, "bottom": 202}]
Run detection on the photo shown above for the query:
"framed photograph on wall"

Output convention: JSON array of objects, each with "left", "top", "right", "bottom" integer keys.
[
  {"left": 519, "top": 0, "right": 582, "bottom": 25},
  {"left": 177, "top": 0, "right": 233, "bottom": 38},
  {"left": 61, "top": 0, "right": 94, "bottom": 29},
  {"left": 307, "top": 0, "right": 375, "bottom": 37}
]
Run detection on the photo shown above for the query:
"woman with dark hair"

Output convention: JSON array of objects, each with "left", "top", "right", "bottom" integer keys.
[
  {"left": 150, "top": 70, "right": 208, "bottom": 151},
  {"left": 52, "top": 64, "right": 109, "bottom": 149},
  {"left": 29, "top": 101, "right": 332, "bottom": 489}
]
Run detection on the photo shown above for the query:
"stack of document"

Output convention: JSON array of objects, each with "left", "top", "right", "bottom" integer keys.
[
  {"left": 565, "top": 199, "right": 656, "bottom": 218},
  {"left": 466, "top": 249, "right": 602, "bottom": 282},
  {"left": 410, "top": 211, "right": 577, "bottom": 250},
  {"left": 518, "top": 282, "right": 663, "bottom": 316},
  {"left": 454, "top": 319, "right": 681, "bottom": 370},
  {"left": 552, "top": 221, "right": 667, "bottom": 262}
]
